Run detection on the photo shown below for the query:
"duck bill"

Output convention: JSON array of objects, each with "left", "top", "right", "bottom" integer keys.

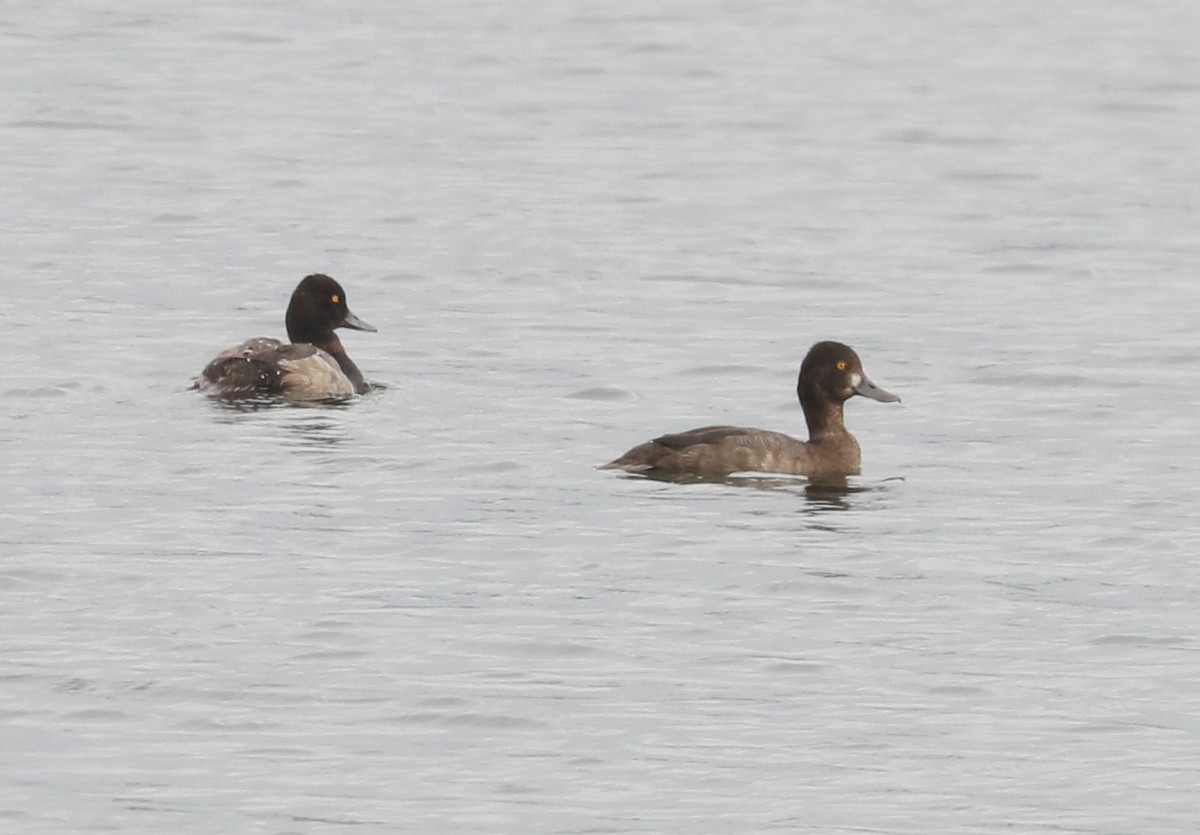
[
  {"left": 340, "top": 310, "right": 377, "bottom": 333},
  {"left": 854, "top": 375, "right": 900, "bottom": 403}
]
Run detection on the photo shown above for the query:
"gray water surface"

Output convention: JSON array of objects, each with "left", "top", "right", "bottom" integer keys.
[{"left": 3, "top": 2, "right": 1200, "bottom": 833}]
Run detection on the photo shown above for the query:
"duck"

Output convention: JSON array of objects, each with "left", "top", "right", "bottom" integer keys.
[
  {"left": 196, "top": 273, "right": 376, "bottom": 401},
  {"left": 600, "top": 341, "right": 899, "bottom": 481}
]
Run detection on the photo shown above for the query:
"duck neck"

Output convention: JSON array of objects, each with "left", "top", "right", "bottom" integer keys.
[
  {"left": 334, "top": 353, "right": 366, "bottom": 393},
  {"left": 315, "top": 332, "right": 366, "bottom": 393},
  {"left": 801, "top": 390, "right": 848, "bottom": 442},
  {"left": 285, "top": 308, "right": 323, "bottom": 346},
  {"left": 288, "top": 321, "right": 367, "bottom": 394}
]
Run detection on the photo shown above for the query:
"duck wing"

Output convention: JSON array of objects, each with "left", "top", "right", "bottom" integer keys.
[
  {"left": 198, "top": 338, "right": 289, "bottom": 394},
  {"left": 198, "top": 338, "right": 355, "bottom": 400},
  {"left": 603, "top": 425, "right": 810, "bottom": 476},
  {"left": 650, "top": 425, "right": 755, "bottom": 450}
]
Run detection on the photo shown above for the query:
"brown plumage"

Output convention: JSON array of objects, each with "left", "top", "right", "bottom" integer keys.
[
  {"left": 197, "top": 274, "right": 376, "bottom": 401},
  {"left": 601, "top": 341, "right": 899, "bottom": 481}
]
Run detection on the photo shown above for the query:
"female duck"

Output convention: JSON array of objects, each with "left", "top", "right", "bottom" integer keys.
[
  {"left": 601, "top": 341, "right": 899, "bottom": 480},
  {"left": 197, "top": 274, "right": 376, "bottom": 401}
]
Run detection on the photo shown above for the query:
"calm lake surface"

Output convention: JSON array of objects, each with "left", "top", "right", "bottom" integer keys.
[{"left": 3, "top": 1, "right": 1200, "bottom": 833}]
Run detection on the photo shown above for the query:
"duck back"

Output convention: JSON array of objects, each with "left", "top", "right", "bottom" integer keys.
[
  {"left": 199, "top": 338, "right": 356, "bottom": 400},
  {"left": 199, "top": 338, "right": 289, "bottom": 395},
  {"left": 602, "top": 425, "right": 853, "bottom": 479}
]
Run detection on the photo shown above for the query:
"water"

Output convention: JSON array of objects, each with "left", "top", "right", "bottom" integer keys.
[{"left": 3, "top": 1, "right": 1200, "bottom": 833}]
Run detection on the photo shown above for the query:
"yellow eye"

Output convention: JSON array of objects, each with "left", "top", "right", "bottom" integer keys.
[
  {"left": 836, "top": 361, "right": 847, "bottom": 371},
  {"left": 331, "top": 294, "right": 340, "bottom": 304}
]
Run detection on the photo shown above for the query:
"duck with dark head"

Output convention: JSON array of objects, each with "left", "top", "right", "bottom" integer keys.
[
  {"left": 601, "top": 341, "right": 899, "bottom": 482},
  {"left": 197, "top": 273, "right": 376, "bottom": 401}
]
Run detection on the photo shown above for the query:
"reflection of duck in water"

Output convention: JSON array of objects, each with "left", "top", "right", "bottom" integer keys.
[
  {"left": 197, "top": 274, "right": 376, "bottom": 401},
  {"left": 602, "top": 341, "right": 899, "bottom": 481}
]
